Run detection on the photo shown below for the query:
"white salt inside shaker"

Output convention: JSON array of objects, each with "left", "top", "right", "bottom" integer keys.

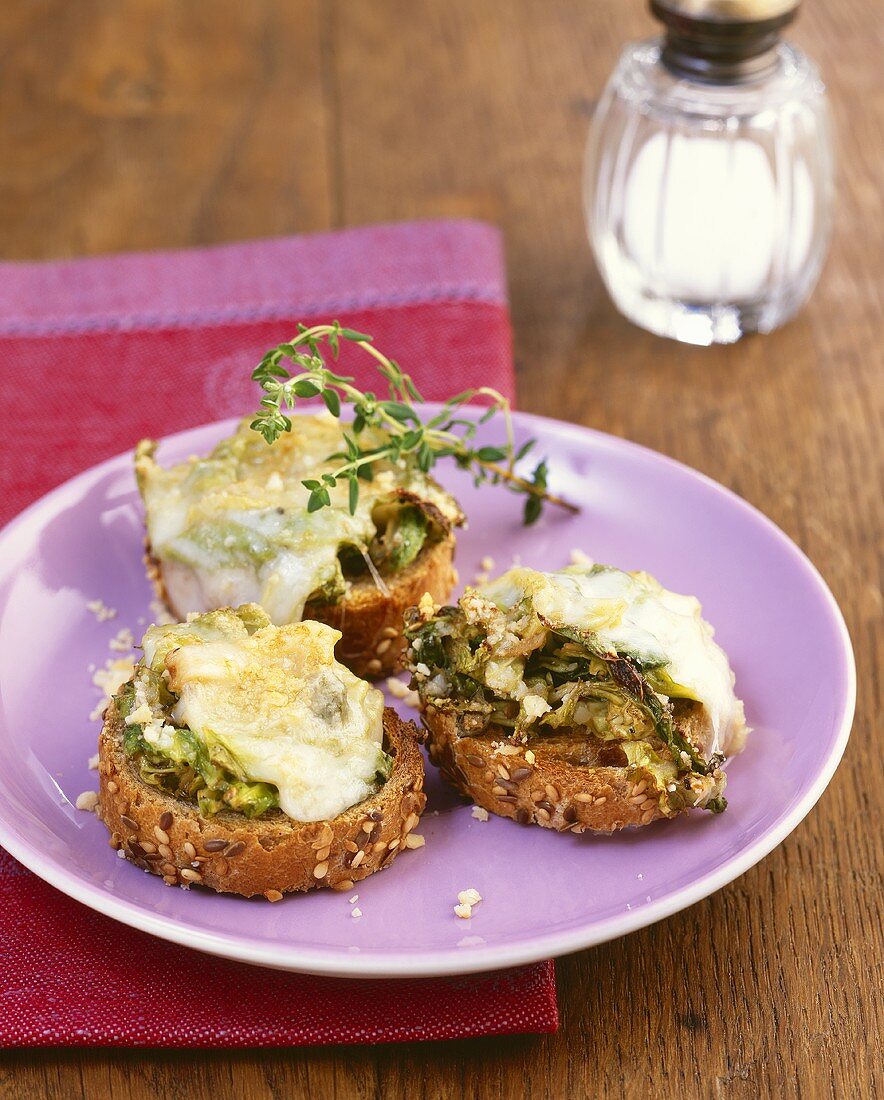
[{"left": 622, "top": 131, "right": 813, "bottom": 302}]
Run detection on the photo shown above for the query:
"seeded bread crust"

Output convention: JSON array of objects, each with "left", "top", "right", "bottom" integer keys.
[
  {"left": 98, "top": 700, "right": 427, "bottom": 899},
  {"left": 145, "top": 535, "right": 457, "bottom": 680},
  {"left": 421, "top": 708, "right": 665, "bottom": 834}
]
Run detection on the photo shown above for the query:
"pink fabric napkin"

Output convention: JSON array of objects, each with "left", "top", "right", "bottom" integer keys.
[
  {"left": 0, "top": 220, "right": 558, "bottom": 1046},
  {"left": 0, "top": 220, "right": 515, "bottom": 518}
]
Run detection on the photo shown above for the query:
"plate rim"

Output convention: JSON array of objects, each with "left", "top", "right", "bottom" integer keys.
[{"left": 0, "top": 409, "right": 856, "bottom": 978}]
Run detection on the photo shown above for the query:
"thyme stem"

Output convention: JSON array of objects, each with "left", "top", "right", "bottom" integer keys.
[{"left": 250, "top": 321, "right": 578, "bottom": 524}]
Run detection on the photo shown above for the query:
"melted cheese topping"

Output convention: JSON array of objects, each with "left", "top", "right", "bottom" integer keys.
[
  {"left": 139, "top": 614, "right": 386, "bottom": 822},
  {"left": 136, "top": 413, "right": 461, "bottom": 623},
  {"left": 483, "top": 564, "right": 748, "bottom": 757}
]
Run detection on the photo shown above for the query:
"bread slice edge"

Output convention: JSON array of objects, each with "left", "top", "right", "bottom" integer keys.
[{"left": 421, "top": 707, "right": 667, "bottom": 834}]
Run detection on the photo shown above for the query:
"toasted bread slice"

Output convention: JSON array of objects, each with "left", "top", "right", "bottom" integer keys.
[
  {"left": 98, "top": 700, "right": 427, "bottom": 898},
  {"left": 145, "top": 535, "right": 457, "bottom": 680},
  {"left": 421, "top": 707, "right": 666, "bottom": 833}
]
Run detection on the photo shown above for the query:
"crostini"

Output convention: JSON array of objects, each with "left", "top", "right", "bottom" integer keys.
[
  {"left": 135, "top": 413, "right": 463, "bottom": 678},
  {"left": 98, "top": 605, "right": 426, "bottom": 898},
  {"left": 404, "top": 562, "right": 748, "bottom": 833}
]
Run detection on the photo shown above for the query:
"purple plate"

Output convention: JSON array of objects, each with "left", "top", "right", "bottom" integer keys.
[{"left": 0, "top": 411, "right": 854, "bottom": 977}]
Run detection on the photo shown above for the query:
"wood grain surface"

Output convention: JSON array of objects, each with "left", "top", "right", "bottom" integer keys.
[{"left": 1, "top": 1, "right": 881, "bottom": 1096}]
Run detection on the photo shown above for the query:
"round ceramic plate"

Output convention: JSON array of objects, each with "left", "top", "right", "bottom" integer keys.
[{"left": 0, "top": 411, "right": 854, "bottom": 978}]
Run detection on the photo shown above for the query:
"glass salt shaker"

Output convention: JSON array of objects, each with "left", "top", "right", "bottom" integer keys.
[{"left": 583, "top": 0, "right": 834, "bottom": 345}]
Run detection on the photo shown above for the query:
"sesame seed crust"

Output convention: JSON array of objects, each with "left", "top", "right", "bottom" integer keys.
[
  {"left": 98, "top": 699, "right": 427, "bottom": 898},
  {"left": 421, "top": 710, "right": 667, "bottom": 834}
]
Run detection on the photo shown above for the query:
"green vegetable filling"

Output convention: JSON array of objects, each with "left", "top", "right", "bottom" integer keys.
[
  {"left": 405, "top": 604, "right": 726, "bottom": 815},
  {"left": 370, "top": 504, "right": 429, "bottom": 572},
  {"left": 116, "top": 680, "right": 280, "bottom": 819},
  {"left": 115, "top": 607, "right": 286, "bottom": 818}
]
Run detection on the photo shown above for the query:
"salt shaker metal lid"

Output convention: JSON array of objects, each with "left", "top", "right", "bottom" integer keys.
[
  {"left": 651, "top": 0, "right": 801, "bottom": 82},
  {"left": 654, "top": 0, "right": 798, "bottom": 15}
]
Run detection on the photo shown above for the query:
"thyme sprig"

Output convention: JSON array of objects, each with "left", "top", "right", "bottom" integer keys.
[{"left": 250, "top": 322, "right": 577, "bottom": 524}]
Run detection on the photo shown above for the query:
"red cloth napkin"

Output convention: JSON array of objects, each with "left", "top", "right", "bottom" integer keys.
[{"left": 0, "top": 220, "right": 558, "bottom": 1046}]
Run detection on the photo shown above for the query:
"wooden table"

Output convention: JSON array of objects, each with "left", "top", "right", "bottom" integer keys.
[{"left": 1, "top": 1, "right": 881, "bottom": 1095}]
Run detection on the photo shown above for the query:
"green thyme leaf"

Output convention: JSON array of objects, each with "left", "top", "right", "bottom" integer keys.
[
  {"left": 476, "top": 446, "right": 508, "bottom": 462},
  {"left": 322, "top": 389, "right": 341, "bottom": 416},
  {"left": 292, "top": 380, "right": 321, "bottom": 398},
  {"left": 248, "top": 322, "right": 578, "bottom": 524},
  {"left": 381, "top": 402, "right": 419, "bottom": 423},
  {"left": 524, "top": 495, "right": 542, "bottom": 525},
  {"left": 307, "top": 488, "right": 331, "bottom": 513}
]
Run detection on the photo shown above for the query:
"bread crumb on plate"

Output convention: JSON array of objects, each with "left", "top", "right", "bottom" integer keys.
[
  {"left": 86, "top": 599, "right": 117, "bottom": 622},
  {"left": 385, "top": 677, "right": 410, "bottom": 699},
  {"left": 90, "top": 657, "right": 136, "bottom": 721},
  {"left": 454, "top": 887, "right": 483, "bottom": 918},
  {"left": 385, "top": 676, "right": 420, "bottom": 708},
  {"left": 76, "top": 791, "right": 99, "bottom": 813},
  {"left": 108, "top": 627, "right": 135, "bottom": 652}
]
